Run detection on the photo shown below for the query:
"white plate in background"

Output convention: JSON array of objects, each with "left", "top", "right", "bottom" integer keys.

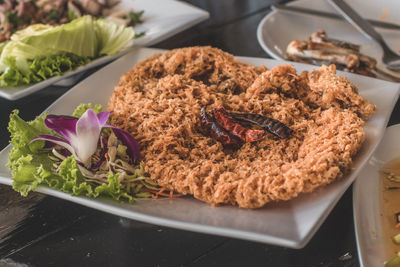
[
  {"left": 0, "top": 0, "right": 209, "bottom": 101},
  {"left": 257, "top": 0, "right": 400, "bottom": 80},
  {"left": 354, "top": 124, "right": 400, "bottom": 267},
  {"left": 0, "top": 47, "right": 399, "bottom": 249}
]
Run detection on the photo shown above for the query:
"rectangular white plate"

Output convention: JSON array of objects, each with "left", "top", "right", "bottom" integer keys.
[
  {"left": 0, "top": 0, "right": 209, "bottom": 101},
  {"left": 353, "top": 124, "right": 400, "bottom": 267},
  {"left": 0, "top": 48, "right": 399, "bottom": 249}
]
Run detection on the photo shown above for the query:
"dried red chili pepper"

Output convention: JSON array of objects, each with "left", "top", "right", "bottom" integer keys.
[
  {"left": 200, "top": 107, "right": 241, "bottom": 146},
  {"left": 212, "top": 106, "right": 266, "bottom": 143},
  {"left": 227, "top": 112, "right": 293, "bottom": 139}
]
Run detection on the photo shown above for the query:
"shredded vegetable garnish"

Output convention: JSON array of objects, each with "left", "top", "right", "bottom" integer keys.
[
  {"left": 8, "top": 104, "right": 180, "bottom": 202},
  {"left": 39, "top": 114, "right": 169, "bottom": 201},
  {"left": 142, "top": 186, "right": 182, "bottom": 199}
]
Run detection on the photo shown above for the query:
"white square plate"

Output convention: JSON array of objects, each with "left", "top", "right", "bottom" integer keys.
[
  {"left": 0, "top": 48, "right": 398, "bottom": 249},
  {"left": 353, "top": 124, "right": 400, "bottom": 266},
  {"left": 0, "top": 0, "right": 209, "bottom": 100}
]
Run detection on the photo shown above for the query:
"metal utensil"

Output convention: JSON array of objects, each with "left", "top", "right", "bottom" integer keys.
[
  {"left": 327, "top": 0, "right": 400, "bottom": 70},
  {"left": 271, "top": 4, "right": 400, "bottom": 30}
]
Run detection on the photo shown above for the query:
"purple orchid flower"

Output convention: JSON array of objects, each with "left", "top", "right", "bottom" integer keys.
[{"left": 31, "top": 109, "right": 140, "bottom": 166}]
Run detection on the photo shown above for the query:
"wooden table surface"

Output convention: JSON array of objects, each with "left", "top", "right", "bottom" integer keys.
[{"left": 1, "top": 1, "right": 399, "bottom": 266}]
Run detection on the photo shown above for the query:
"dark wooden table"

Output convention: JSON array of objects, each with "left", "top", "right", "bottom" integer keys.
[{"left": 1, "top": 1, "right": 399, "bottom": 266}]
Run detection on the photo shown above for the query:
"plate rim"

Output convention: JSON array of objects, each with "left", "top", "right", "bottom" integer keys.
[
  {"left": 257, "top": 10, "right": 281, "bottom": 60},
  {"left": 0, "top": 175, "right": 300, "bottom": 248}
]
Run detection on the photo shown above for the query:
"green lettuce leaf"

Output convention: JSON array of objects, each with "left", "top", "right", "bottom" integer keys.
[
  {"left": 7, "top": 110, "right": 54, "bottom": 195},
  {"left": 72, "top": 103, "right": 103, "bottom": 117},
  {"left": 7, "top": 105, "right": 134, "bottom": 202},
  {"left": 0, "top": 16, "right": 136, "bottom": 87},
  {"left": 0, "top": 53, "right": 90, "bottom": 86},
  {"left": 0, "top": 41, "right": 8, "bottom": 54},
  {"left": 0, "top": 17, "right": 95, "bottom": 74},
  {"left": 18, "top": 16, "right": 98, "bottom": 58},
  {"left": 56, "top": 156, "right": 131, "bottom": 201},
  {"left": 95, "top": 19, "right": 135, "bottom": 56},
  {"left": 10, "top": 24, "right": 54, "bottom": 41}
]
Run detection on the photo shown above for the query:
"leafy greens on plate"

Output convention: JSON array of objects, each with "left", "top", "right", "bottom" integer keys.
[
  {"left": 7, "top": 104, "right": 163, "bottom": 202},
  {"left": 0, "top": 16, "right": 136, "bottom": 87}
]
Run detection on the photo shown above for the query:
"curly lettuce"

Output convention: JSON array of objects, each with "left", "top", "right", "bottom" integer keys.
[
  {"left": 1, "top": 53, "right": 91, "bottom": 86},
  {"left": 7, "top": 104, "right": 136, "bottom": 202},
  {"left": 0, "top": 16, "right": 136, "bottom": 87}
]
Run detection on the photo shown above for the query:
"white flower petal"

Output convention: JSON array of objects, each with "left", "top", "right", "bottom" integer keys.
[{"left": 73, "top": 109, "right": 102, "bottom": 164}]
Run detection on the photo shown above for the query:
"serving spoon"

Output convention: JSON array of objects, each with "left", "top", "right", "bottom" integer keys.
[{"left": 327, "top": 0, "right": 400, "bottom": 71}]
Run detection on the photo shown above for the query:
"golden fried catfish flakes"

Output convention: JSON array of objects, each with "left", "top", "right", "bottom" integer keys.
[{"left": 108, "top": 46, "right": 375, "bottom": 208}]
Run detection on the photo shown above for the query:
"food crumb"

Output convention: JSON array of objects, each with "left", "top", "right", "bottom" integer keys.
[
  {"left": 379, "top": 8, "right": 389, "bottom": 21},
  {"left": 339, "top": 252, "right": 352, "bottom": 261},
  {"left": 371, "top": 231, "right": 378, "bottom": 238}
]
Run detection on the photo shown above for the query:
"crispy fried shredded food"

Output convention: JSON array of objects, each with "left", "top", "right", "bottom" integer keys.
[{"left": 108, "top": 46, "right": 375, "bottom": 208}]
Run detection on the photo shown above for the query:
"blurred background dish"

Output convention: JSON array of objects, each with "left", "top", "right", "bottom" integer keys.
[
  {"left": 257, "top": 0, "right": 400, "bottom": 81},
  {"left": 353, "top": 124, "right": 400, "bottom": 267}
]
